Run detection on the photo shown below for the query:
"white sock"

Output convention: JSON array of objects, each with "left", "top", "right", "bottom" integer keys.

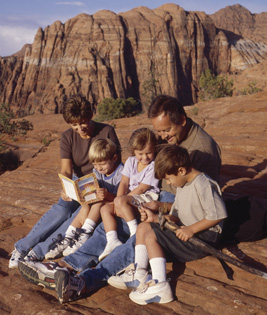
[
  {"left": 82, "top": 218, "right": 96, "bottom": 233},
  {"left": 106, "top": 230, "right": 119, "bottom": 244},
  {"left": 135, "top": 244, "right": 149, "bottom": 271},
  {"left": 127, "top": 219, "right": 138, "bottom": 236},
  {"left": 65, "top": 225, "right": 76, "bottom": 239},
  {"left": 149, "top": 257, "right": 167, "bottom": 283}
]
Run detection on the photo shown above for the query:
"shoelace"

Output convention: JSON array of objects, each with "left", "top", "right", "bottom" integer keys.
[
  {"left": 135, "top": 280, "right": 156, "bottom": 293},
  {"left": 49, "top": 234, "right": 65, "bottom": 250}
]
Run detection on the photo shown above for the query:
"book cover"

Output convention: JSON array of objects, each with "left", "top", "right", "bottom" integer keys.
[{"left": 58, "top": 173, "right": 103, "bottom": 204}]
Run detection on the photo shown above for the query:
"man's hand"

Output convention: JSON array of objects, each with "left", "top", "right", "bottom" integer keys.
[
  {"left": 61, "top": 190, "right": 72, "bottom": 201},
  {"left": 142, "top": 200, "right": 163, "bottom": 212},
  {"left": 175, "top": 226, "right": 194, "bottom": 242}
]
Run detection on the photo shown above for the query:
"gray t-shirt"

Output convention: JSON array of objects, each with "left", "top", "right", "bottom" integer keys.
[
  {"left": 94, "top": 162, "right": 124, "bottom": 195},
  {"left": 60, "top": 121, "right": 120, "bottom": 178},
  {"left": 170, "top": 173, "right": 227, "bottom": 232},
  {"left": 162, "top": 119, "right": 221, "bottom": 194}
]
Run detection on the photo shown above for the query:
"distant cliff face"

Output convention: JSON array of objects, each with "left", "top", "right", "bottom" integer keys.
[{"left": 0, "top": 4, "right": 267, "bottom": 114}]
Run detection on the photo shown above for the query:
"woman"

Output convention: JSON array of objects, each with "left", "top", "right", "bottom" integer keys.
[{"left": 9, "top": 94, "right": 121, "bottom": 268}]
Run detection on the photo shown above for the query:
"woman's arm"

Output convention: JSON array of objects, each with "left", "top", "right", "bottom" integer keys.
[
  {"left": 60, "top": 158, "right": 73, "bottom": 201},
  {"left": 60, "top": 158, "right": 73, "bottom": 178}
]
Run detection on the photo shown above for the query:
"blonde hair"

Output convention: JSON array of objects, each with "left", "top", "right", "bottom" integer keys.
[
  {"left": 128, "top": 128, "right": 157, "bottom": 155},
  {"left": 89, "top": 138, "right": 120, "bottom": 162}
]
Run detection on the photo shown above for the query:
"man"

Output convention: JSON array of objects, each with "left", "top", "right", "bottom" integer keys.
[{"left": 18, "top": 95, "right": 221, "bottom": 304}]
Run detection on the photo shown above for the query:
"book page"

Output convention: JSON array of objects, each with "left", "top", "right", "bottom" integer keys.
[{"left": 60, "top": 177, "right": 78, "bottom": 201}]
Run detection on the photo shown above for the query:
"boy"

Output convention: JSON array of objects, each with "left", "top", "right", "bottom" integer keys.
[
  {"left": 108, "top": 145, "right": 227, "bottom": 305},
  {"left": 40, "top": 138, "right": 123, "bottom": 259}
]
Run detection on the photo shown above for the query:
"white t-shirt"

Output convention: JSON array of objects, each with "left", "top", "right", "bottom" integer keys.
[
  {"left": 121, "top": 156, "right": 159, "bottom": 194},
  {"left": 170, "top": 173, "right": 227, "bottom": 232},
  {"left": 94, "top": 163, "right": 124, "bottom": 195}
]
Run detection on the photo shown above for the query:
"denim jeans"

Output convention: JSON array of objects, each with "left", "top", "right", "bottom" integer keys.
[
  {"left": 15, "top": 197, "right": 80, "bottom": 259},
  {"left": 63, "top": 218, "right": 132, "bottom": 272},
  {"left": 68, "top": 191, "right": 176, "bottom": 294}
]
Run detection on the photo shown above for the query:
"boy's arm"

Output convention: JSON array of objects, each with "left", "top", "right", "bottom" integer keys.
[
  {"left": 176, "top": 218, "right": 223, "bottom": 242},
  {"left": 96, "top": 188, "right": 116, "bottom": 201},
  {"left": 116, "top": 175, "right": 130, "bottom": 196}
]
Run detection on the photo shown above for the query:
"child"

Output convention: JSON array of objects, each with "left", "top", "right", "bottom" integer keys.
[
  {"left": 45, "top": 138, "right": 123, "bottom": 259},
  {"left": 98, "top": 128, "right": 160, "bottom": 261},
  {"left": 108, "top": 145, "right": 227, "bottom": 305}
]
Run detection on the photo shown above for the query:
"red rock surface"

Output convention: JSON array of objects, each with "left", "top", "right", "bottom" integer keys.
[
  {"left": 1, "top": 65, "right": 267, "bottom": 313},
  {"left": 1, "top": 4, "right": 267, "bottom": 114}
]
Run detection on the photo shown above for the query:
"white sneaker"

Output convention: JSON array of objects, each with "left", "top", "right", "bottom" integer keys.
[
  {"left": 9, "top": 248, "right": 24, "bottom": 269},
  {"left": 63, "top": 229, "right": 92, "bottom": 256},
  {"left": 108, "top": 268, "right": 151, "bottom": 290},
  {"left": 129, "top": 280, "right": 174, "bottom": 305},
  {"left": 98, "top": 240, "right": 123, "bottom": 262},
  {"left": 24, "top": 249, "right": 39, "bottom": 262},
  {"left": 45, "top": 234, "right": 74, "bottom": 260}
]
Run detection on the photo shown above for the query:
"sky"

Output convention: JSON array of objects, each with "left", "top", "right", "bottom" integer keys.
[{"left": 1, "top": 0, "right": 267, "bottom": 57}]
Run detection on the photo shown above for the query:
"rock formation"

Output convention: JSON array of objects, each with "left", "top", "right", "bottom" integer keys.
[{"left": 0, "top": 4, "right": 267, "bottom": 114}]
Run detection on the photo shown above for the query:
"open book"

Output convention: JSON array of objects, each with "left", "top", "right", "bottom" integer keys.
[{"left": 58, "top": 173, "right": 103, "bottom": 205}]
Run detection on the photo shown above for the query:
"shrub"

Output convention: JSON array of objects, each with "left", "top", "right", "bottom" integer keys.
[
  {"left": 96, "top": 97, "right": 141, "bottom": 121},
  {"left": 199, "top": 69, "right": 234, "bottom": 101},
  {"left": 239, "top": 81, "right": 262, "bottom": 95},
  {"left": 0, "top": 103, "right": 33, "bottom": 135}
]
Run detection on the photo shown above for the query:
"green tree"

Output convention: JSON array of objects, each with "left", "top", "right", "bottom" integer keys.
[
  {"left": 96, "top": 97, "right": 141, "bottom": 121},
  {"left": 199, "top": 69, "right": 234, "bottom": 101}
]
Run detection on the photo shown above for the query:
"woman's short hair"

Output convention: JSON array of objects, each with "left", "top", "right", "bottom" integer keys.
[
  {"left": 128, "top": 128, "right": 157, "bottom": 155},
  {"left": 89, "top": 138, "right": 120, "bottom": 163},
  {"left": 148, "top": 95, "right": 187, "bottom": 125},
  {"left": 63, "top": 94, "right": 94, "bottom": 124},
  {"left": 154, "top": 145, "right": 192, "bottom": 179}
]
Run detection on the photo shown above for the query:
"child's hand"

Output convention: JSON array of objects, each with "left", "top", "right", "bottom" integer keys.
[
  {"left": 96, "top": 188, "right": 107, "bottom": 199},
  {"left": 139, "top": 205, "right": 158, "bottom": 223},
  {"left": 175, "top": 226, "right": 194, "bottom": 242},
  {"left": 61, "top": 190, "right": 72, "bottom": 201}
]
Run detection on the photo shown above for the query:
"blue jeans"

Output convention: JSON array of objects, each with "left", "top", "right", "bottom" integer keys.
[
  {"left": 67, "top": 191, "right": 175, "bottom": 294},
  {"left": 15, "top": 197, "right": 80, "bottom": 259},
  {"left": 63, "top": 218, "right": 132, "bottom": 272}
]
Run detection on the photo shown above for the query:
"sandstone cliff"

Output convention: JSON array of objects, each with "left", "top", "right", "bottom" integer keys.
[{"left": 0, "top": 4, "right": 267, "bottom": 114}]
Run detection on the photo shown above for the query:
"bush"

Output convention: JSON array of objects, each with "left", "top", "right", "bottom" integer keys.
[
  {"left": 0, "top": 103, "right": 33, "bottom": 135},
  {"left": 199, "top": 69, "right": 234, "bottom": 101},
  {"left": 96, "top": 97, "right": 141, "bottom": 121},
  {"left": 239, "top": 81, "right": 262, "bottom": 95}
]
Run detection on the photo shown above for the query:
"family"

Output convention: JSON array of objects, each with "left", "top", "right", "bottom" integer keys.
[{"left": 10, "top": 94, "right": 227, "bottom": 305}]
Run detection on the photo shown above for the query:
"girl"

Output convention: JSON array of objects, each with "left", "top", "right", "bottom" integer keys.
[{"left": 99, "top": 128, "right": 159, "bottom": 261}]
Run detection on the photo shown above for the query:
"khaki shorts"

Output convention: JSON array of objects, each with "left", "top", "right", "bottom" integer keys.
[{"left": 132, "top": 191, "right": 159, "bottom": 207}]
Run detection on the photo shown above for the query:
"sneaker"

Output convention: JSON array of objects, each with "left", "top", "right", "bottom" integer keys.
[
  {"left": 18, "top": 260, "right": 67, "bottom": 290},
  {"left": 98, "top": 240, "right": 123, "bottom": 262},
  {"left": 54, "top": 269, "right": 86, "bottom": 304},
  {"left": 9, "top": 248, "right": 24, "bottom": 269},
  {"left": 24, "top": 249, "right": 40, "bottom": 262},
  {"left": 45, "top": 234, "right": 74, "bottom": 260},
  {"left": 63, "top": 229, "right": 92, "bottom": 256},
  {"left": 108, "top": 268, "right": 151, "bottom": 290},
  {"left": 129, "top": 280, "right": 174, "bottom": 305}
]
